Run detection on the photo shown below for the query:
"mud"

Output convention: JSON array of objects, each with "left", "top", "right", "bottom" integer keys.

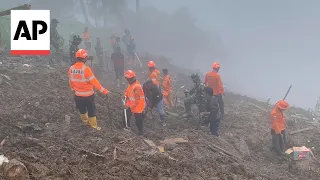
[{"left": 0, "top": 54, "right": 319, "bottom": 180}]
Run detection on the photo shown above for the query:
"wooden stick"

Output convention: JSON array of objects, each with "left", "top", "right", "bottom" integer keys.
[
  {"left": 118, "top": 138, "right": 134, "bottom": 144},
  {"left": 283, "top": 85, "right": 292, "bottom": 100},
  {"left": 289, "top": 127, "right": 314, "bottom": 135}
]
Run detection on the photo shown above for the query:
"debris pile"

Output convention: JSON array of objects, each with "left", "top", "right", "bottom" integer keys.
[{"left": 0, "top": 55, "right": 319, "bottom": 179}]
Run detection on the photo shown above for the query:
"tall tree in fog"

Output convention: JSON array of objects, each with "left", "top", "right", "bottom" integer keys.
[{"left": 88, "top": 0, "right": 127, "bottom": 28}]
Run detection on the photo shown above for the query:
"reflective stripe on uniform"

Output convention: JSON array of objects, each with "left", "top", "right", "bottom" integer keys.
[
  {"left": 128, "top": 83, "right": 144, "bottom": 101},
  {"left": 70, "top": 65, "right": 87, "bottom": 82},
  {"left": 75, "top": 90, "right": 94, "bottom": 95},
  {"left": 99, "top": 87, "right": 105, "bottom": 92},
  {"left": 88, "top": 75, "right": 95, "bottom": 81}
]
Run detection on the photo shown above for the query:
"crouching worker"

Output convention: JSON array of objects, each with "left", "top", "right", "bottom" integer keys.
[
  {"left": 200, "top": 87, "right": 221, "bottom": 136},
  {"left": 124, "top": 70, "right": 146, "bottom": 135},
  {"left": 143, "top": 80, "right": 166, "bottom": 126},
  {"left": 68, "top": 49, "right": 109, "bottom": 130},
  {"left": 270, "top": 100, "right": 289, "bottom": 155}
]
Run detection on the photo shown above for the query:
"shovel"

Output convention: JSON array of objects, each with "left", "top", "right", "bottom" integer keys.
[
  {"left": 134, "top": 52, "right": 143, "bottom": 68},
  {"left": 121, "top": 97, "right": 130, "bottom": 131}
]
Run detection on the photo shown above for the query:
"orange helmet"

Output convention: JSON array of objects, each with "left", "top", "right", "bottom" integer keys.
[
  {"left": 124, "top": 70, "right": 136, "bottom": 79},
  {"left": 148, "top": 61, "right": 156, "bottom": 68},
  {"left": 212, "top": 62, "right": 220, "bottom": 69},
  {"left": 276, "top": 100, "right": 289, "bottom": 110},
  {"left": 75, "top": 49, "right": 88, "bottom": 58}
]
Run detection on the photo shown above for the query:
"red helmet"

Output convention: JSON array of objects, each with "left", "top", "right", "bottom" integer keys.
[
  {"left": 124, "top": 70, "right": 136, "bottom": 79},
  {"left": 75, "top": 49, "right": 88, "bottom": 58},
  {"left": 276, "top": 100, "right": 289, "bottom": 110},
  {"left": 212, "top": 62, "right": 220, "bottom": 69},
  {"left": 148, "top": 61, "right": 156, "bottom": 68}
]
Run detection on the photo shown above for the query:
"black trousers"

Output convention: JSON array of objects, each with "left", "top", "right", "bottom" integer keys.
[
  {"left": 271, "top": 129, "right": 286, "bottom": 154},
  {"left": 74, "top": 95, "right": 96, "bottom": 117},
  {"left": 123, "top": 108, "right": 145, "bottom": 134},
  {"left": 216, "top": 94, "right": 225, "bottom": 119}
]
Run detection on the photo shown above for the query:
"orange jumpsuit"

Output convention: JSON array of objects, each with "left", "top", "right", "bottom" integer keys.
[
  {"left": 270, "top": 106, "right": 287, "bottom": 153},
  {"left": 124, "top": 80, "right": 145, "bottom": 134},
  {"left": 149, "top": 69, "right": 160, "bottom": 86},
  {"left": 204, "top": 71, "right": 224, "bottom": 95},
  {"left": 162, "top": 74, "right": 173, "bottom": 106}
]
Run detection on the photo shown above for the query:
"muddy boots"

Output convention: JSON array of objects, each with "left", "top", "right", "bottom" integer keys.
[
  {"left": 80, "top": 113, "right": 89, "bottom": 124},
  {"left": 88, "top": 116, "right": 101, "bottom": 130}
]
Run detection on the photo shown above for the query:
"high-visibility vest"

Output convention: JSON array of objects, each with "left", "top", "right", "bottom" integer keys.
[
  {"left": 125, "top": 81, "right": 145, "bottom": 113},
  {"left": 204, "top": 71, "right": 225, "bottom": 95},
  {"left": 68, "top": 62, "right": 108, "bottom": 97},
  {"left": 149, "top": 69, "right": 160, "bottom": 86}
]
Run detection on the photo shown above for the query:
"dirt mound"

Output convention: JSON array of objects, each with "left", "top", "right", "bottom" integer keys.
[{"left": 0, "top": 55, "right": 319, "bottom": 179}]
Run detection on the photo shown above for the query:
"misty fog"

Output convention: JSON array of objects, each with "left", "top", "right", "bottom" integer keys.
[{"left": 2, "top": 0, "right": 320, "bottom": 109}]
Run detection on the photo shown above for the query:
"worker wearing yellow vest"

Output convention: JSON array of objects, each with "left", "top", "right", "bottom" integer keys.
[
  {"left": 124, "top": 70, "right": 146, "bottom": 135},
  {"left": 68, "top": 49, "right": 109, "bottom": 130}
]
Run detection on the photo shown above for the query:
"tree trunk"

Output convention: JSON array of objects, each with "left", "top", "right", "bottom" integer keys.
[
  {"left": 101, "top": 0, "right": 108, "bottom": 28},
  {"left": 79, "top": 0, "right": 91, "bottom": 26}
]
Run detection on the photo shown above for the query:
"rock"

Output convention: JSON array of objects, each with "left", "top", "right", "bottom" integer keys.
[
  {"left": 0, "top": 155, "right": 9, "bottom": 166},
  {"left": 164, "top": 142, "right": 178, "bottom": 151},
  {"left": 237, "top": 137, "right": 251, "bottom": 160},
  {"left": 25, "top": 163, "right": 49, "bottom": 177},
  {"left": 3, "top": 159, "right": 29, "bottom": 180}
]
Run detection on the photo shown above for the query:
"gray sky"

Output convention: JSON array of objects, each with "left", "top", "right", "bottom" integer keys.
[{"left": 129, "top": 0, "right": 320, "bottom": 109}]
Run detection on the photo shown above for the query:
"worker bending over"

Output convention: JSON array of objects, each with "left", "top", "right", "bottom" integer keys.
[
  {"left": 183, "top": 74, "right": 205, "bottom": 118},
  {"left": 270, "top": 100, "right": 289, "bottom": 155},
  {"left": 124, "top": 70, "right": 146, "bottom": 135},
  {"left": 200, "top": 87, "right": 221, "bottom": 136},
  {"left": 143, "top": 80, "right": 166, "bottom": 126},
  {"left": 68, "top": 49, "right": 109, "bottom": 130},
  {"left": 204, "top": 62, "right": 225, "bottom": 119},
  {"left": 162, "top": 68, "right": 174, "bottom": 107},
  {"left": 148, "top": 61, "right": 161, "bottom": 87}
]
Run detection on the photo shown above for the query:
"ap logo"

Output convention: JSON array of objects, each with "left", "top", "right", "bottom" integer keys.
[{"left": 11, "top": 10, "right": 50, "bottom": 55}]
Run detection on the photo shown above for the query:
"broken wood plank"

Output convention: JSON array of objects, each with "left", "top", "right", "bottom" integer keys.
[
  {"left": 0, "top": 138, "right": 6, "bottom": 149},
  {"left": 113, "top": 148, "right": 117, "bottom": 160},
  {"left": 289, "top": 127, "right": 314, "bottom": 135},
  {"left": 249, "top": 102, "right": 268, "bottom": 113},
  {"left": 207, "top": 144, "right": 242, "bottom": 160},
  {"left": 118, "top": 138, "right": 134, "bottom": 144},
  {"left": 160, "top": 138, "right": 188, "bottom": 144},
  {"left": 143, "top": 139, "right": 157, "bottom": 148},
  {"left": 165, "top": 111, "right": 179, "bottom": 117}
]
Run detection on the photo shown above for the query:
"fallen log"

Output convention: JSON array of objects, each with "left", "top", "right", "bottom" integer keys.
[
  {"left": 207, "top": 144, "right": 242, "bottom": 161},
  {"left": 289, "top": 127, "right": 314, "bottom": 135}
]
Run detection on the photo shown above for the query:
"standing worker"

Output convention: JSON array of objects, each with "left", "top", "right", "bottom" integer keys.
[
  {"left": 200, "top": 87, "right": 221, "bottom": 136},
  {"left": 82, "top": 26, "right": 92, "bottom": 54},
  {"left": 95, "top": 37, "right": 104, "bottom": 68},
  {"left": 68, "top": 49, "right": 110, "bottom": 130},
  {"left": 127, "top": 36, "right": 136, "bottom": 66},
  {"left": 162, "top": 68, "right": 174, "bottom": 107},
  {"left": 148, "top": 61, "right": 161, "bottom": 87},
  {"left": 143, "top": 80, "right": 166, "bottom": 126},
  {"left": 50, "top": 19, "right": 63, "bottom": 57},
  {"left": 123, "top": 70, "right": 146, "bottom": 135},
  {"left": 69, "top": 35, "right": 82, "bottom": 65},
  {"left": 204, "top": 62, "right": 225, "bottom": 119},
  {"left": 270, "top": 100, "right": 289, "bottom": 155},
  {"left": 111, "top": 47, "right": 125, "bottom": 88}
]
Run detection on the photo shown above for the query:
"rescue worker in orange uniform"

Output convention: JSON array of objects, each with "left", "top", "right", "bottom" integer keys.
[
  {"left": 68, "top": 49, "right": 109, "bottom": 130},
  {"left": 162, "top": 68, "right": 174, "bottom": 107},
  {"left": 124, "top": 70, "right": 146, "bottom": 135},
  {"left": 204, "top": 62, "right": 225, "bottom": 119},
  {"left": 82, "top": 26, "right": 91, "bottom": 54},
  {"left": 148, "top": 61, "right": 161, "bottom": 87},
  {"left": 270, "top": 100, "right": 289, "bottom": 155}
]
